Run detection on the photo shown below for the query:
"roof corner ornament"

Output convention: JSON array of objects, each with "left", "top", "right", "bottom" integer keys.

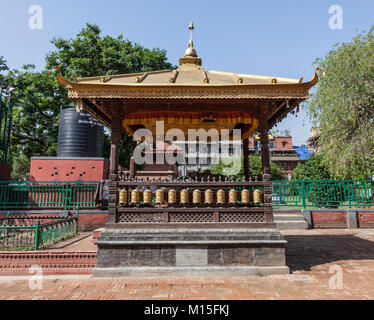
[
  {"left": 49, "top": 65, "right": 60, "bottom": 74},
  {"left": 314, "top": 65, "right": 326, "bottom": 78},
  {"left": 51, "top": 65, "right": 75, "bottom": 88},
  {"left": 169, "top": 70, "right": 179, "bottom": 83}
]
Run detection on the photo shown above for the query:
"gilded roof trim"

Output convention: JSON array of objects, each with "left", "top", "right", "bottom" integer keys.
[{"left": 59, "top": 72, "right": 317, "bottom": 100}]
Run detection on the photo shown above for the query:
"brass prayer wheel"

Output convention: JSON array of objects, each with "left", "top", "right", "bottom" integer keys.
[
  {"left": 155, "top": 189, "right": 164, "bottom": 204},
  {"left": 229, "top": 189, "right": 237, "bottom": 204},
  {"left": 168, "top": 189, "right": 177, "bottom": 204},
  {"left": 143, "top": 189, "right": 152, "bottom": 204},
  {"left": 217, "top": 189, "right": 225, "bottom": 204},
  {"left": 253, "top": 189, "right": 263, "bottom": 204},
  {"left": 241, "top": 189, "right": 250, "bottom": 204},
  {"left": 119, "top": 189, "right": 127, "bottom": 204},
  {"left": 131, "top": 189, "right": 140, "bottom": 204},
  {"left": 205, "top": 189, "right": 213, "bottom": 204},
  {"left": 193, "top": 189, "right": 201, "bottom": 204},
  {"left": 180, "top": 189, "right": 189, "bottom": 204}
]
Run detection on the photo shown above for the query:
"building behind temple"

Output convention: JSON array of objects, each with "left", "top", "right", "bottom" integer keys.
[{"left": 176, "top": 134, "right": 311, "bottom": 180}]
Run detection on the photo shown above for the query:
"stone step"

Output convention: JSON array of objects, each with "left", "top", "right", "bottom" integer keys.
[
  {"left": 275, "top": 221, "right": 309, "bottom": 230},
  {"left": 273, "top": 214, "right": 309, "bottom": 230},
  {"left": 273, "top": 214, "right": 306, "bottom": 222}
]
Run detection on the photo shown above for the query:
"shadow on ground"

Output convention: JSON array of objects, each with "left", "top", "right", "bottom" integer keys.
[{"left": 284, "top": 234, "right": 374, "bottom": 272}]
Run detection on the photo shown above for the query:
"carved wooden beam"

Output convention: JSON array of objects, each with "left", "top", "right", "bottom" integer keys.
[{"left": 81, "top": 98, "right": 111, "bottom": 128}]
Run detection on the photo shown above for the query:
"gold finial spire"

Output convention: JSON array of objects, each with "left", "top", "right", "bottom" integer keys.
[
  {"left": 188, "top": 22, "right": 194, "bottom": 48},
  {"left": 184, "top": 21, "right": 197, "bottom": 57},
  {"left": 179, "top": 21, "right": 202, "bottom": 68}
]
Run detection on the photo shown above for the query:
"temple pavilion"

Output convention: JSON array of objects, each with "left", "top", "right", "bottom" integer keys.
[{"left": 57, "top": 22, "right": 318, "bottom": 276}]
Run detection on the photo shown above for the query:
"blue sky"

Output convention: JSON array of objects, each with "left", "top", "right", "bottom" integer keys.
[{"left": 1, "top": 0, "right": 373, "bottom": 145}]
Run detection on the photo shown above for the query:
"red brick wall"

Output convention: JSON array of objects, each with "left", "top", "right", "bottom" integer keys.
[
  {"left": 29, "top": 158, "right": 109, "bottom": 181},
  {"left": 78, "top": 212, "right": 108, "bottom": 231},
  {"left": 357, "top": 212, "right": 374, "bottom": 228},
  {"left": 275, "top": 137, "right": 293, "bottom": 150},
  {"left": 311, "top": 211, "right": 347, "bottom": 229}
]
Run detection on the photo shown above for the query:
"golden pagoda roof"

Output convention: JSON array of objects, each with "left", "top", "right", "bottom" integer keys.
[
  {"left": 55, "top": 22, "right": 318, "bottom": 132},
  {"left": 62, "top": 69, "right": 311, "bottom": 87},
  {"left": 57, "top": 65, "right": 318, "bottom": 101},
  {"left": 57, "top": 22, "right": 318, "bottom": 100}
]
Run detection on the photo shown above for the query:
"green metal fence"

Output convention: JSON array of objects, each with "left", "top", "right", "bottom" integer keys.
[
  {"left": 0, "top": 181, "right": 101, "bottom": 209},
  {"left": 0, "top": 180, "right": 373, "bottom": 210},
  {"left": 0, "top": 212, "right": 79, "bottom": 250},
  {"left": 272, "top": 180, "right": 374, "bottom": 208}
]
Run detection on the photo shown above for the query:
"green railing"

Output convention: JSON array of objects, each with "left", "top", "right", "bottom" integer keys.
[
  {"left": 272, "top": 180, "right": 374, "bottom": 208},
  {"left": 0, "top": 181, "right": 101, "bottom": 209},
  {"left": 0, "top": 180, "right": 373, "bottom": 210},
  {"left": 0, "top": 212, "right": 79, "bottom": 250}
]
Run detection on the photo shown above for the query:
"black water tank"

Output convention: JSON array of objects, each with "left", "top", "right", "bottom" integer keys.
[{"left": 57, "top": 106, "right": 104, "bottom": 157}]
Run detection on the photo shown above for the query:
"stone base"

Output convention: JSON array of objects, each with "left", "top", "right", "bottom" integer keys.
[
  {"left": 94, "top": 227, "right": 288, "bottom": 277},
  {"left": 92, "top": 266, "right": 289, "bottom": 277}
]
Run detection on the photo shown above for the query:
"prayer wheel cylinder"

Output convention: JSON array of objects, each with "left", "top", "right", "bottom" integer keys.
[
  {"left": 229, "top": 189, "right": 237, "bottom": 204},
  {"left": 156, "top": 189, "right": 164, "bottom": 204},
  {"left": 253, "top": 189, "right": 263, "bottom": 204},
  {"left": 131, "top": 189, "right": 140, "bottom": 204},
  {"left": 205, "top": 189, "right": 213, "bottom": 204},
  {"left": 193, "top": 189, "right": 201, "bottom": 204},
  {"left": 119, "top": 189, "right": 127, "bottom": 204},
  {"left": 168, "top": 189, "right": 177, "bottom": 204},
  {"left": 143, "top": 189, "right": 152, "bottom": 204},
  {"left": 180, "top": 189, "right": 189, "bottom": 204},
  {"left": 217, "top": 189, "right": 225, "bottom": 204},
  {"left": 241, "top": 189, "right": 250, "bottom": 204}
]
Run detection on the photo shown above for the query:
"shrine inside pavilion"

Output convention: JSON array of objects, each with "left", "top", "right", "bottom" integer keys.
[{"left": 58, "top": 23, "right": 318, "bottom": 276}]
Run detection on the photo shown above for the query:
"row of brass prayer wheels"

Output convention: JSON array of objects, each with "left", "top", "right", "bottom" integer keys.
[{"left": 118, "top": 188, "right": 264, "bottom": 205}]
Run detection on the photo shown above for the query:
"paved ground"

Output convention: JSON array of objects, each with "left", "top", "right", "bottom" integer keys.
[
  {"left": 1, "top": 229, "right": 374, "bottom": 299},
  {"left": 41, "top": 232, "right": 97, "bottom": 252}
]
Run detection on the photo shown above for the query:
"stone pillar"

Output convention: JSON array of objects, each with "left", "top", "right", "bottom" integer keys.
[
  {"left": 347, "top": 210, "right": 358, "bottom": 229},
  {"left": 243, "top": 138, "right": 250, "bottom": 181},
  {"left": 108, "top": 119, "right": 122, "bottom": 224}
]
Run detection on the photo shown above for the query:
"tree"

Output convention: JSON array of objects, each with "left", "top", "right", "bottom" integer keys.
[
  {"left": 5, "top": 24, "right": 174, "bottom": 179},
  {"left": 292, "top": 154, "right": 330, "bottom": 181},
  {"left": 45, "top": 23, "right": 173, "bottom": 78},
  {"left": 305, "top": 27, "right": 374, "bottom": 180},
  {"left": 0, "top": 56, "right": 8, "bottom": 83},
  {"left": 292, "top": 154, "right": 346, "bottom": 208},
  {"left": 208, "top": 156, "right": 286, "bottom": 181}
]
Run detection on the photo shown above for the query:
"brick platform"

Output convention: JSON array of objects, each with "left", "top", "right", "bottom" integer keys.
[
  {"left": 1, "top": 229, "right": 374, "bottom": 299},
  {"left": 0, "top": 233, "right": 97, "bottom": 276}
]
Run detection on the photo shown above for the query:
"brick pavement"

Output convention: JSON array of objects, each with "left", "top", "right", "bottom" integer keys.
[
  {"left": 0, "top": 229, "right": 374, "bottom": 299},
  {"left": 40, "top": 232, "right": 97, "bottom": 252}
]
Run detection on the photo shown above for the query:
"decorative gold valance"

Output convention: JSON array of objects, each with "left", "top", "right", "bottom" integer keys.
[{"left": 122, "top": 111, "right": 259, "bottom": 140}]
